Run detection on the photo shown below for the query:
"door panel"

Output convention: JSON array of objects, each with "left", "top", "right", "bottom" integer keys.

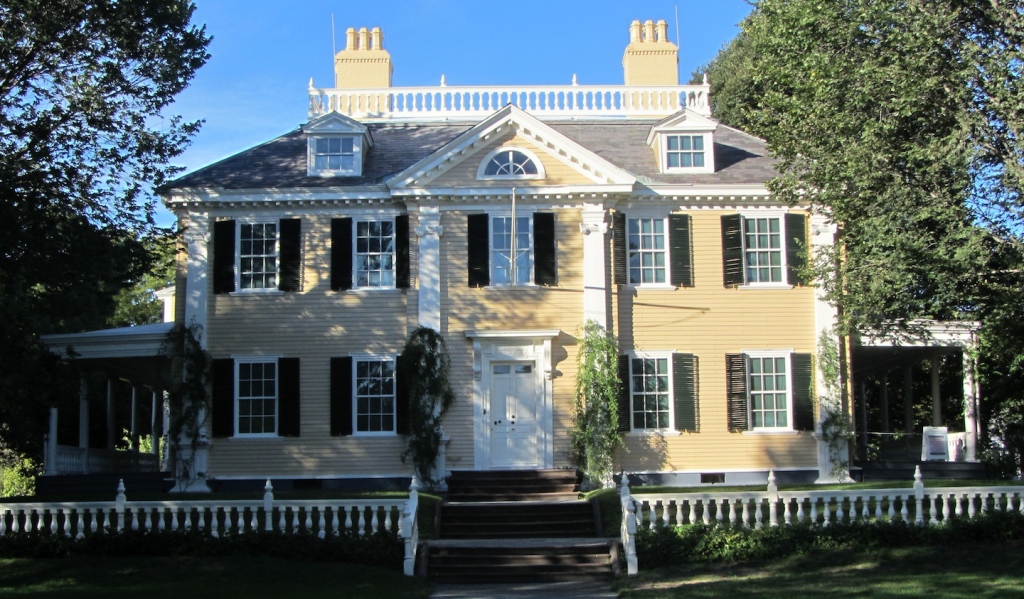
[{"left": 489, "top": 362, "right": 538, "bottom": 468}]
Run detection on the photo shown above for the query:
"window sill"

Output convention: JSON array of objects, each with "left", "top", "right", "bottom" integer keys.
[
  {"left": 227, "top": 434, "right": 284, "bottom": 440},
  {"left": 351, "top": 432, "right": 400, "bottom": 438},
  {"left": 627, "top": 429, "right": 681, "bottom": 437},
  {"left": 344, "top": 287, "right": 403, "bottom": 294},
  {"left": 230, "top": 289, "right": 285, "bottom": 296},
  {"left": 482, "top": 284, "right": 540, "bottom": 290},
  {"left": 741, "top": 429, "right": 801, "bottom": 436},
  {"left": 737, "top": 283, "right": 794, "bottom": 291},
  {"left": 309, "top": 169, "right": 362, "bottom": 178},
  {"left": 630, "top": 284, "right": 676, "bottom": 291}
]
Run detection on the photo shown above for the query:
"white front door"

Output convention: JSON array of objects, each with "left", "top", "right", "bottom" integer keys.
[{"left": 489, "top": 362, "right": 539, "bottom": 468}]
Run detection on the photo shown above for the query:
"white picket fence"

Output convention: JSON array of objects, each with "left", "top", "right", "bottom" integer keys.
[
  {"left": 619, "top": 466, "right": 1024, "bottom": 575},
  {"left": 0, "top": 477, "right": 422, "bottom": 576}
]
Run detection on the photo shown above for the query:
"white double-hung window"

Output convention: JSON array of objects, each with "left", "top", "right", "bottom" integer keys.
[{"left": 239, "top": 222, "right": 278, "bottom": 290}]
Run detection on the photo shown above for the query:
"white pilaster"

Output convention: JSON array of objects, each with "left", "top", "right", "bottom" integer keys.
[
  {"left": 183, "top": 211, "right": 210, "bottom": 347},
  {"left": 963, "top": 346, "right": 979, "bottom": 462},
  {"left": 415, "top": 205, "right": 443, "bottom": 331},
  {"left": 580, "top": 203, "right": 609, "bottom": 328},
  {"left": 931, "top": 355, "right": 942, "bottom": 427},
  {"left": 810, "top": 214, "right": 846, "bottom": 482}
]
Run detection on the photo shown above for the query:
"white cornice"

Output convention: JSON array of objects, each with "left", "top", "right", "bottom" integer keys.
[{"left": 395, "top": 185, "right": 635, "bottom": 198}]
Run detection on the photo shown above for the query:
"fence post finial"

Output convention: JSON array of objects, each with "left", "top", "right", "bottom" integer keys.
[{"left": 913, "top": 465, "right": 926, "bottom": 525}]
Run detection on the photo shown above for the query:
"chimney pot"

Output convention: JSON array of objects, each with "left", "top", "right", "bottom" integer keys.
[
  {"left": 644, "top": 20, "right": 655, "bottom": 42},
  {"left": 358, "top": 27, "right": 369, "bottom": 50}
]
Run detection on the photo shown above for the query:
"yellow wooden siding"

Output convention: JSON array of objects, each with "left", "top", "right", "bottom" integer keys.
[
  {"left": 427, "top": 131, "right": 597, "bottom": 187},
  {"left": 614, "top": 210, "right": 819, "bottom": 472},
  {"left": 205, "top": 213, "right": 414, "bottom": 477}
]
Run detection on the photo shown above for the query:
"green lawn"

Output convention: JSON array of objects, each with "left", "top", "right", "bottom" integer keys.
[
  {"left": 612, "top": 542, "right": 1024, "bottom": 598},
  {"left": 0, "top": 556, "right": 433, "bottom": 598}
]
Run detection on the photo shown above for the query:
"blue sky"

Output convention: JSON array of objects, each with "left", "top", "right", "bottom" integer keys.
[{"left": 162, "top": 0, "right": 752, "bottom": 222}]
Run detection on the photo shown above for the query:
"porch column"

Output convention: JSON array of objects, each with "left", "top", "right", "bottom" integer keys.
[
  {"left": 151, "top": 389, "right": 161, "bottom": 459},
  {"left": 931, "top": 355, "right": 942, "bottom": 427},
  {"left": 162, "top": 391, "right": 171, "bottom": 472},
  {"left": 580, "top": 203, "right": 609, "bottom": 328},
  {"left": 414, "top": 204, "right": 443, "bottom": 331},
  {"left": 43, "top": 406, "right": 59, "bottom": 475},
  {"left": 963, "top": 351, "right": 979, "bottom": 462},
  {"left": 78, "top": 376, "right": 90, "bottom": 449},
  {"left": 858, "top": 380, "right": 868, "bottom": 456},
  {"left": 879, "top": 372, "right": 890, "bottom": 434},
  {"left": 903, "top": 365, "right": 914, "bottom": 434},
  {"left": 106, "top": 378, "right": 116, "bottom": 450},
  {"left": 130, "top": 384, "right": 140, "bottom": 458}
]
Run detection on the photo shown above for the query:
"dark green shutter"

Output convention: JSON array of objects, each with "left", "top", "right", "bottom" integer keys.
[
  {"left": 278, "top": 358, "right": 300, "bottom": 437},
  {"left": 331, "top": 218, "right": 353, "bottom": 291},
  {"left": 786, "top": 213, "right": 807, "bottom": 286},
  {"left": 211, "top": 359, "right": 234, "bottom": 438},
  {"left": 395, "top": 215, "right": 410, "bottom": 289},
  {"left": 330, "top": 357, "right": 353, "bottom": 436},
  {"left": 722, "top": 214, "right": 744, "bottom": 287},
  {"left": 669, "top": 214, "right": 694, "bottom": 287},
  {"left": 612, "top": 212, "right": 627, "bottom": 285},
  {"left": 468, "top": 214, "right": 489, "bottom": 287},
  {"left": 791, "top": 353, "right": 815, "bottom": 432},
  {"left": 673, "top": 353, "right": 698, "bottom": 432},
  {"left": 278, "top": 218, "right": 302, "bottom": 292},
  {"left": 617, "top": 355, "right": 631, "bottom": 432},
  {"left": 213, "top": 220, "right": 236, "bottom": 294},
  {"left": 533, "top": 212, "right": 557, "bottom": 286},
  {"left": 395, "top": 363, "right": 409, "bottom": 435},
  {"left": 726, "top": 353, "right": 749, "bottom": 432}
]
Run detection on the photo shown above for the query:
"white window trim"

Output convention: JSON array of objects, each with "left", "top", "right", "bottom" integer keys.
[
  {"left": 235, "top": 219, "right": 282, "bottom": 294},
  {"left": 736, "top": 210, "right": 794, "bottom": 290},
  {"left": 626, "top": 212, "right": 672, "bottom": 289},
  {"left": 308, "top": 135, "right": 363, "bottom": 177},
  {"left": 352, "top": 215, "right": 398, "bottom": 291},
  {"left": 486, "top": 209, "right": 536, "bottom": 288},
  {"left": 742, "top": 349, "right": 794, "bottom": 433},
  {"left": 476, "top": 146, "right": 546, "bottom": 181},
  {"left": 234, "top": 356, "right": 280, "bottom": 438},
  {"left": 351, "top": 354, "right": 399, "bottom": 437},
  {"left": 660, "top": 132, "right": 714, "bottom": 174},
  {"left": 627, "top": 350, "right": 678, "bottom": 433}
]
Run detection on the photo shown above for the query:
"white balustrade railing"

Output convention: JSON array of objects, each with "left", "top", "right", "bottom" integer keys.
[
  {"left": 0, "top": 476, "right": 422, "bottom": 575},
  {"left": 308, "top": 83, "right": 712, "bottom": 120},
  {"left": 620, "top": 466, "right": 1024, "bottom": 575},
  {"left": 51, "top": 445, "right": 159, "bottom": 475}
]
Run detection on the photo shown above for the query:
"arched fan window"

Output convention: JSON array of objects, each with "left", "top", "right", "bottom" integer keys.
[{"left": 477, "top": 147, "right": 544, "bottom": 179}]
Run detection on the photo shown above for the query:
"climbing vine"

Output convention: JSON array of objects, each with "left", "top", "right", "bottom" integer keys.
[
  {"left": 571, "top": 320, "right": 624, "bottom": 490},
  {"left": 397, "top": 327, "right": 455, "bottom": 490},
  {"left": 161, "top": 322, "right": 211, "bottom": 489},
  {"left": 817, "top": 329, "right": 854, "bottom": 481}
]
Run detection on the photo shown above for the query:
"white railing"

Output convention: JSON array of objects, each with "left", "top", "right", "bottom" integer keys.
[
  {"left": 620, "top": 467, "right": 1024, "bottom": 575},
  {"left": 0, "top": 476, "right": 422, "bottom": 575},
  {"left": 51, "top": 445, "right": 159, "bottom": 475},
  {"left": 308, "top": 83, "right": 711, "bottom": 120}
]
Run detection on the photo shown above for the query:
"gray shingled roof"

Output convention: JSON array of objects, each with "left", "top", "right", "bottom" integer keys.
[{"left": 164, "top": 118, "right": 777, "bottom": 191}]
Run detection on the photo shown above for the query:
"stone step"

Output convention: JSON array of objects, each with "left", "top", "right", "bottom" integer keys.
[
  {"left": 439, "top": 500, "right": 598, "bottom": 538},
  {"left": 446, "top": 469, "right": 578, "bottom": 502},
  {"left": 423, "top": 539, "right": 617, "bottom": 583}
]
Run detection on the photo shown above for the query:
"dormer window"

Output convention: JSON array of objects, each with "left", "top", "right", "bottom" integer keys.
[
  {"left": 665, "top": 134, "right": 706, "bottom": 169},
  {"left": 477, "top": 147, "right": 545, "bottom": 180},
  {"left": 314, "top": 137, "right": 356, "bottom": 172},
  {"left": 304, "top": 111, "right": 371, "bottom": 178}
]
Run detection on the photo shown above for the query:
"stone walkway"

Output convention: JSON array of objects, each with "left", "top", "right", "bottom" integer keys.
[{"left": 429, "top": 581, "right": 618, "bottom": 598}]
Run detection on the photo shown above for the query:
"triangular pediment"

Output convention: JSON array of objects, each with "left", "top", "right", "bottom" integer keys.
[
  {"left": 646, "top": 109, "right": 719, "bottom": 145},
  {"left": 304, "top": 111, "right": 372, "bottom": 144},
  {"left": 385, "top": 104, "right": 636, "bottom": 189}
]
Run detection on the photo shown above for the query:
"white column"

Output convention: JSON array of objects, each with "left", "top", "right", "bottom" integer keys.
[
  {"left": 161, "top": 391, "right": 171, "bottom": 472},
  {"left": 78, "top": 376, "right": 89, "bottom": 449},
  {"left": 130, "top": 384, "right": 139, "bottom": 456},
  {"left": 931, "top": 355, "right": 942, "bottom": 427},
  {"left": 580, "top": 202, "right": 608, "bottom": 328},
  {"left": 415, "top": 205, "right": 443, "bottom": 331},
  {"left": 963, "top": 349, "right": 979, "bottom": 462},
  {"left": 903, "top": 365, "right": 914, "bottom": 434},
  {"left": 183, "top": 211, "right": 210, "bottom": 347},
  {"left": 879, "top": 372, "right": 889, "bottom": 434},
  {"left": 810, "top": 215, "right": 845, "bottom": 482},
  {"left": 151, "top": 389, "right": 161, "bottom": 458},
  {"left": 43, "top": 407, "right": 59, "bottom": 475},
  {"left": 858, "top": 380, "right": 869, "bottom": 454}
]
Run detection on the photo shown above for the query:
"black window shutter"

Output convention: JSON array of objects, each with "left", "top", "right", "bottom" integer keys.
[
  {"left": 213, "top": 220, "right": 236, "bottom": 294},
  {"left": 722, "top": 214, "right": 745, "bottom": 287},
  {"left": 673, "top": 353, "right": 698, "bottom": 432},
  {"left": 211, "top": 359, "right": 235, "bottom": 438},
  {"left": 533, "top": 212, "right": 557, "bottom": 286},
  {"left": 330, "top": 357, "right": 353, "bottom": 436},
  {"left": 669, "top": 214, "right": 694, "bottom": 287},
  {"left": 395, "top": 215, "right": 410, "bottom": 289},
  {"left": 786, "top": 213, "right": 808, "bottom": 286},
  {"left": 278, "top": 218, "right": 302, "bottom": 292},
  {"left": 791, "top": 353, "right": 815, "bottom": 432},
  {"left": 467, "top": 214, "right": 489, "bottom": 287},
  {"left": 726, "top": 353, "right": 749, "bottom": 432},
  {"left": 395, "top": 365, "right": 409, "bottom": 435},
  {"left": 612, "top": 212, "right": 627, "bottom": 286},
  {"left": 617, "top": 355, "right": 631, "bottom": 432},
  {"left": 277, "top": 358, "right": 301, "bottom": 437},
  {"left": 331, "top": 218, "right": 353, "bottom": 291}
]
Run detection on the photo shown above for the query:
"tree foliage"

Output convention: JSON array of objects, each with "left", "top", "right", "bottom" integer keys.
[
  {"left": 0, "top": 1, "right": 209, "bottom": 458},
  {"left": 108, "top": 234, "right": 177, "bottom": 328},
  {"left": 571, "top": 320, "right": 623, "bottom": 490}
]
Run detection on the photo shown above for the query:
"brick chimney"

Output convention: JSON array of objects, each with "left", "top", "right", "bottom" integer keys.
[
  {"left": 334, "top": 27, "right": 392, "bottom": 88},
  {"left": 622, "top": 20, "right": 678, "bottom": 86}
]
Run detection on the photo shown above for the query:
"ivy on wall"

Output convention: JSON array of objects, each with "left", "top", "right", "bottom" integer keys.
[
  {"left": 397, "top": 326, "right": 455, "bottom": 490},
  {"left": 571, "top": 320, "right": 624, "bottom": 490}
]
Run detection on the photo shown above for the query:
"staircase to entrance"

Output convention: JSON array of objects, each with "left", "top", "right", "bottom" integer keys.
[{"left": 421, "top": 469, "right": 619, "bottom": 583}]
